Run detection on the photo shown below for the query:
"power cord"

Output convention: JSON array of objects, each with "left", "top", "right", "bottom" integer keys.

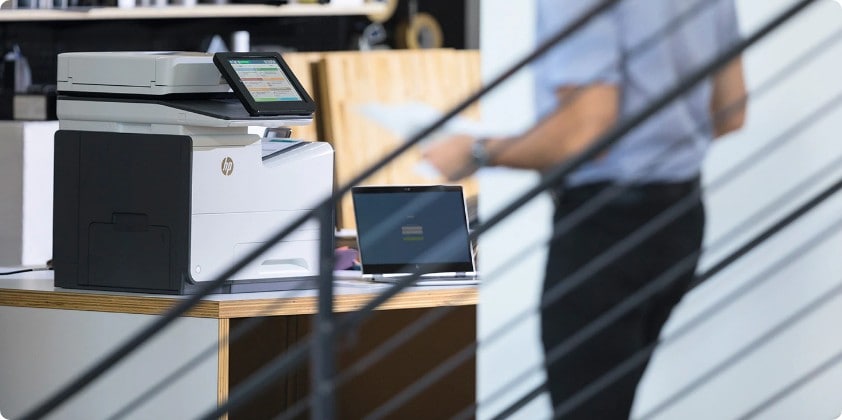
[
  {"left": 0, "top": 267, "right": 51, "bottom": 276},
  {"left": 0, "top": 259, "right": 53, "bottom": 275}
]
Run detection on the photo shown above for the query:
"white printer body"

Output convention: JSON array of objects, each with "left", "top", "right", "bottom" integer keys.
[{"left": 53, "top": 52, "right": 333, "bottom": 294}]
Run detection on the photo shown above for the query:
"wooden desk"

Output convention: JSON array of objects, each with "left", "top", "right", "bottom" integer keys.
[{"left": 0, "top": 272, "right": 477, "bottom": 419}]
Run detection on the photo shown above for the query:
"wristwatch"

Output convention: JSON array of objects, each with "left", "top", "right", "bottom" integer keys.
[{"left": 470, "top": 137, "right": 492, "bottom": 168}]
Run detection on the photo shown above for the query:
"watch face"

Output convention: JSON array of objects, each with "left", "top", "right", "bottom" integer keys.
[{"left": 471, "top": 138, "right": 491, "bottom": 167}]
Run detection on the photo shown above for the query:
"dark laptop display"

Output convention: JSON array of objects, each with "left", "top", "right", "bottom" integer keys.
[{"left": 351, "top": 185, "right": 475, "bottom": 276}]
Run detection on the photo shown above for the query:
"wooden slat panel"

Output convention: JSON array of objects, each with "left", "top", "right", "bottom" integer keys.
[
  {"left": 227, "top": 306, "right": 476, "bottom": 419},
  {"left": 281, "top": 52, "right": 324, "bottom": 141},
  {"left": 316, "top": 49, "right": 482, "bottom": 228}
]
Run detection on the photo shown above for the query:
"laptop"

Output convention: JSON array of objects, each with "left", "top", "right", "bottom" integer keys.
[{"left": 340, "top": 185, "right": 478, "bottom": 286}]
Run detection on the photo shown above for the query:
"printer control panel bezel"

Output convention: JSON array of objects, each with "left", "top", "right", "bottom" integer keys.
[{"left": 213, "top": 51, "right": 316, "bottom": 117}]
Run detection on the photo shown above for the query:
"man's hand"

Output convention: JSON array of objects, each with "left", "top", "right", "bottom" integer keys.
[{"left": 422, "top": 134, "right": 478, "bottom": 181}]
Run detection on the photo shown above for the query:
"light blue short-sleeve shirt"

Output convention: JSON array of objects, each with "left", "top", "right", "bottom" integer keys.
[{"left": 534, "top": 0, "right": 741, "bottom": 185}]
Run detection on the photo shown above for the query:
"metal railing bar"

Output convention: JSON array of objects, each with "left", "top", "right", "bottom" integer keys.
[
  {"left": 346, "top": 23, "right": 842, "bottom": 420},
  {"left": 20, "top": 1, "right": 621, "bottom": 418},
  {"left": 109, "top": 9, "right": 841, "bottom": 420},
  {"left": 496, "top": 208, "right": 842, "bottom": 419},
  {"left": 196, "top": 2, "right": 818, "bottom": 418},
  {"left": 490, "top": 160, "right": 842, "bottom": 419},
  {"left": 545, "top": 208, "right": 842, "bottom": 417},
  {"left": 105, "top": 1, "right": 718, "bottom": 416},
  {"left": 638, "top": 273, "right": 842, "bottom": 420},
  {"left": 736, "top": 344, "right": 842, "bottom": 420}
]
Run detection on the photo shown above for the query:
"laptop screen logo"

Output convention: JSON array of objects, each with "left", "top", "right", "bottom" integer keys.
[{"left": 401, "top": 224, "right": 424, "bottom": 241}]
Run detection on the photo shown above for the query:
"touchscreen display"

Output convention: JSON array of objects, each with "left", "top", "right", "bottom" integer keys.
[
  {"left": 228, "top": 58, "right": 303, "bottom": 102},
  {"left": 214, "top": 52, "right": 315, "bottom": 116}
]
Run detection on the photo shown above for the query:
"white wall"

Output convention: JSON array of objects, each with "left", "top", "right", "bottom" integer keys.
[
  {"left": 478, "top": 0, "right": 842, "bottom": 419},
  {"left": 477, "top": 1, "right": 551, "bottom": 419}
]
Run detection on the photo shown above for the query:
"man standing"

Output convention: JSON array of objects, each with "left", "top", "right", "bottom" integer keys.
[{"left": 424, "top": 0, "right": 746, "bottom": 418}]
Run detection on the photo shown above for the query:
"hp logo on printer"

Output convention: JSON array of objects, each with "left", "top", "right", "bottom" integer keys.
[{"left": 221, "top": 157, "right": 234, "bottom": 176}]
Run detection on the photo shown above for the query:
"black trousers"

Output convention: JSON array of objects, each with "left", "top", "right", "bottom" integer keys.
[{"left": 541, "top": 179, "right": 705, "bottom": 419}]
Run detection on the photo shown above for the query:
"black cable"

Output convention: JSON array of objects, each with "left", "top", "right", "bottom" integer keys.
[
  {"left": 482, "top": 114, "right": 842, "bottom": 418},
  {"left": 474, "top": 27, "right": 842, "bottom": 417},
  {"left": 52, "top": 3, "right": 820, "bottom": 420},
  {"left": 549, "top": 201, "right": 842, "bottom": 417},
  {"left": 21, "top": 2, "right": 622, "bottom": 418},
  {"left": 544, "top": 178, "right": 842, "bottom": 418},
  {"left": 482, "top": 149, "right": 842, "bottom": 418},
  {"left": 274, "top": 1, "right": 723, "bottom": 415},
  {"left": 316, "top": 2, "right": 828, "bottom": 414},
  {"left": 296, "top": 9, "right": 841, "bottom": 420},
  {"left": 275, "top": 21, "right": 842, "bottom": 420},
  {"left": 638, "top": 273, "right": 842, "bottom": 420},
  {"left": 104, "top": 314, "right": 271, "bottom": 420},
  {"left": 1, "top": 269, "right": 33, "bottom": 275},
  {"left": 736, "top": 346, "right": 842, "bottom": 420},
  {"left": 341, "top": 0, "right": 816, "bottom": 360},
  {"left": 196, "top": 2, "right": 819, "bottom": 418},
  {"left": 0, "top": 268, "right": 50, "bottom": 275}
]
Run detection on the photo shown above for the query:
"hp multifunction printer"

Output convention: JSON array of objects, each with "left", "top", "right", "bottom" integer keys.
[{"left": 53, "top": 51, "right": 333, "bottom": 294}]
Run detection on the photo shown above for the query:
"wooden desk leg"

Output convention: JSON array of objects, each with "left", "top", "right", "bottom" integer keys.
[{"left": 219, "top": 318, "right": 230, "bottom": 420}]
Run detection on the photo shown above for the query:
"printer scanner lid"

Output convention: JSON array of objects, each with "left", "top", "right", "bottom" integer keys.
[{"left": 57, "top": 51, "right": 230, "bottom": 96}]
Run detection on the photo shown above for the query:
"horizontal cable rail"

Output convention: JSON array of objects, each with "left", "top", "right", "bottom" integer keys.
[
  {"left": 394, "top": 158, "right": 842, "bottom": 420},
  {"left": 107, "top": 0, "right": 722, "bottom": 415},
  {"left": 20, "top": 1, "right": 622, "bottom": 418},
  {"left": 477, "top": 96, "right": 842, "bottom": 419},
  {"left": 197, "top": 1, "right": 821, "bottom": 418},
  {"left": 272, "top": 14, "right": 842, "bottom": 420},
  {"left": 638, "top": 270, "right": 842, "bottom": 420},
  {"left": 489, "top": 137, "right": 842, "bottom": 417},
  {"left": 24, "top": 1, "right": 828, "bottom": 419},
  {"left": 368, "top": 94, "right": 842, "bottom": 417},
  {"left": 736, "top": 341, "right": 842, "bottom": 419}
]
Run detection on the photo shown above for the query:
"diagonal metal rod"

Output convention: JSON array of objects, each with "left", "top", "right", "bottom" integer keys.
[
  {"left": 105, "top": 314, "right": 270, "bottom": 420},
  {"left": 339, "top": 0, "right": 819, "bottom": 357},
  {"left": 20, "top": 1, "right": 622, "bottom": 418},
  {"left": 104, "top": 0, "right": 735, "bottom": 416},
  {"left": 380, "top": 163, "right": 842, "bottom": 420},
  {"left": 736, "top": 344, "right": 842, "bottom": 420},
  {"left": 251, "top": 5, "right": 832, "bottom": 420},
  {"left": 638, "top": 272, "right": 842, "bottom": 420},
  {"left": 546, "top": 180, "right": 842, "bottom": 416},
  {"left": 44, "top": 1, "right": 820, "bottom": 418},
  {"left": 480, "top": 90, "right": 842, "bottom": 419},
  {"left": 308, "top": 3, "right": 828, "bottom": 420},
  {"left": 494, "top": 206, "right": 842, "bottom": 419},
  {"left": 491, "top": 163, "right": 842, "bottom": 420},
  {"left": 542, "top": 176, "right": 842, "bottom": 418},
  {"left": 557, "top": 271, "right": 842, "bottom": 419},
  {"left": 275, "top": 21, "right": 842, "bottom": 420},
  {"left": 196, "top": 1, "right": 820, "bottom": 418}
]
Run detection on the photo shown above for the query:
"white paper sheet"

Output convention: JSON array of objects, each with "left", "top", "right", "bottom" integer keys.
[{"left": 357, "top": 101, "right": 497, "bottom": 179}]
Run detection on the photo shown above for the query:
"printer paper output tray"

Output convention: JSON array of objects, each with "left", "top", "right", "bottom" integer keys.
[{"left": 58, "top": 96, "right": 313, "bottom": 129}]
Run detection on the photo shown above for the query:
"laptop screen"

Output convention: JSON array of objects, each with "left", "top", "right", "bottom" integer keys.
[{"left": 352, "top": 185, "right": 475, "bottom": 275}]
